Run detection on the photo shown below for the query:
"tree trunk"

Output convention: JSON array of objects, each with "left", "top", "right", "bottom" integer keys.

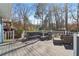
[
  {"left": 65, "top": 3, "right": 68, "bottom": 31},
  {"left": 77, "top": 4, "right": 79, "bottom": 32}
]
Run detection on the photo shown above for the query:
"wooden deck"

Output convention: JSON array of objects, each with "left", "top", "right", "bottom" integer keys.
[{"left": 0, "top": 38, "right": 73, "bottom": 56}]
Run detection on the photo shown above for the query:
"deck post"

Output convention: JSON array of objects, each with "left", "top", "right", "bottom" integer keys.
[
  {"left": 73, "top": 33, "right": 77, "bottom": 56},
  {"left": 73, "top": 33, "right": 79, "bottom": 56}
]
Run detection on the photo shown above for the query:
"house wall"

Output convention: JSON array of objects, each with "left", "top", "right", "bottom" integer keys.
[
  {"left": 0, "top": 4, "right": 12, "bottom": 43},
  {"left": 0, "top": 4, "right": 12, "bottom": 18},
  {"left": 0, "top": 17, "right": 3, "bottom": 43}
]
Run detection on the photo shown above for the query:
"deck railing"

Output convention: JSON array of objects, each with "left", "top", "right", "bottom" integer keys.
[
  {"left": 4, "top": 31, "right": 14, "bottom": 42},
  {"left": 52, "top": 31, "right": 73, "bottom": 35}
]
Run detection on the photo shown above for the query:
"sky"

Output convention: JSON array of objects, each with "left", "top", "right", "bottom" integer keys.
[
  {"left": 12, "top": 3, "right": 39, "bottom": 24},
  {"left": 12, "top": 3, "right": 77, "bottom": 24}
]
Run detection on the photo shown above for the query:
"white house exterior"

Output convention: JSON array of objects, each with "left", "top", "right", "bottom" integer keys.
[{"left": 0, "top": 4, "right": 12, "bottom": 43}]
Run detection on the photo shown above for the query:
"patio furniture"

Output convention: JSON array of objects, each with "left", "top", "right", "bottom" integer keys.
[
  {"left": 61, "top": 34, "right": 73, "bottom": 44},
  {"left": 20, "top": 31, "right": 52, "bottom": 42},
  {"left": 20, "top": 32, "right": 42, "bottom": 42},
  {"left": 40, "top": 32, "right": 52, "bottom": 41},
  {"left": 26, "top": 32, "right": 41, "bottom": 40}
]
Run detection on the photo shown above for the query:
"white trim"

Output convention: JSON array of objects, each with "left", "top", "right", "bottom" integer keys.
[{"left": 73, "top": 33, "right": 77, "bottom": 56}]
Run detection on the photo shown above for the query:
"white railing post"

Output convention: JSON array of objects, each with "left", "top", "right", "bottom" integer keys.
[
  {"left": 73, "top": 33, "right": 77, "bottom": 56},
  {"left": 7, "top": 31, "right": 9, "bottom": 39},
  {"left": 73, "top": 33, "right": 79, "bottom": 56},
  {"left": 10, "top": 31, "right": 11, "bottom": 39},
  {"left": 3, "top": 32, "right": 5, "bottom": 41},
  {"left": 13, "top": 30, "right": 14, "bottom": 41},
  {"left": 4, "top": 32, "right": 6, "bottom": 40},
  {"left": 10, "top": 31, "right": 12, "bottom": 39},
  {"left": 3, "top": 32, "right": 5, "bottom": 40}
]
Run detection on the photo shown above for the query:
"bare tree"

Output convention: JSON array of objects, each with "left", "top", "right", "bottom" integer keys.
[
  {"left": 44, "top": 4, "right": 63, "bottom": 31},
  {"left": 59, "top": 8, "right": 65, "bottom": 30},
  {"left": 69, "top": 4, "right": 79, "bottom": 32},
  {"left": 34, "top": 3, "right": 47, "bottom": 30},
  {"left": 48, "top": 7, "right": 52, "bottom": 30},
  {"left": 44, "top": 5, "right": 53, "bottom": 30},
  {"left": 12, "top": 4, "right": 31, "bottom": 30},
  {"left": 51, "top": 4, "right": 61, "bottom": 30}
]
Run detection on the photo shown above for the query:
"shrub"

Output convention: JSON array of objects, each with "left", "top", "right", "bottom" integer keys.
[{"left": 15, "top": 28, "right": 24, "bottom": 38}]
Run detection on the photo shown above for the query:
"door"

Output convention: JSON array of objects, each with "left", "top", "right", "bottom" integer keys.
[{"left": 0, "top": 17, "right": 3, "bottom": 43}]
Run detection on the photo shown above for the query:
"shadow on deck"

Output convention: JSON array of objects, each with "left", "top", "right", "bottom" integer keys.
[{"left": 64, "top": 44, "right": 73, "bottom": 50}]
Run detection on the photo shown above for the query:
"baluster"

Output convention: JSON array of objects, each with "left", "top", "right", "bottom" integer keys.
[
  {"left": 9, "top": 31, "right": 11, "bottom": 40},
  {"left": 5, "top": 31, "right": 6, "bottom": 40},
  {"left": 13, "top": 30, "right": 14, "bottom": 41},
  {"left": 10, "top": 31, "right": 11, "bottom": 39},
  {"left": 8, "top": 31, "right": 9, "bottom": 40},
  {"left": 4, "top": 31, "right": 5, "bottom": 41}
]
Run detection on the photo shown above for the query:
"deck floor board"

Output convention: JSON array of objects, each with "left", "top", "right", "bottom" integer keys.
[{"left": 0, "top": 39, "right": 73, "bottom": 56}]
